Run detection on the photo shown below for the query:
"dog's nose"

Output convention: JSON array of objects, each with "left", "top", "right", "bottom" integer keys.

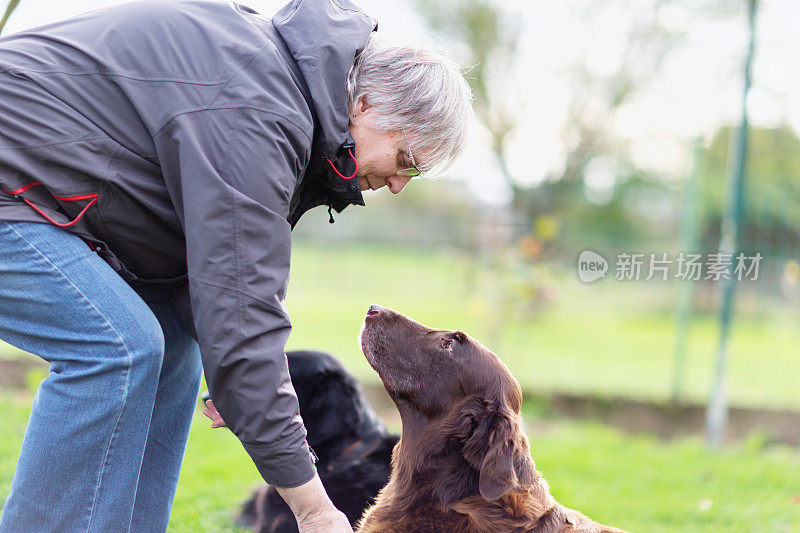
[{"left": 367, "top": 304, "right": 384, "bottom": 316}]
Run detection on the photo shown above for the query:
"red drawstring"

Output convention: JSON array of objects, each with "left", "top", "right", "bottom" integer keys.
[
  {"left": 2, "top": 182, "right": 99, "bottom": 228},
  {"left": 5, "top": 181, "right": 42, "bottom": 195},
  {"left": 325, "top": 148, "right": 358, "bottom": 180},
  {"left": 52, "top": 192, "right": 99, "bottom": 202},
  {"left": 21, "top": 197, "right": 98, "bottom": 228}
]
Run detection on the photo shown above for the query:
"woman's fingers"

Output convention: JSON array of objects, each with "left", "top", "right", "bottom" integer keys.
[{"left": 202, "top": 399, "right": 227, "bottom": 428}]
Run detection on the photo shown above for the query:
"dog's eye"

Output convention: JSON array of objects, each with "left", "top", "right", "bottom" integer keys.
[{"left": 440, "top": 338, "right": 453, "bottom": 351}]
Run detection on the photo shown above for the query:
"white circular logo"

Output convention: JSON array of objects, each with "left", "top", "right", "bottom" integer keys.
[{"left": 578, "top": 250, "right": 608, "bottom": 283}]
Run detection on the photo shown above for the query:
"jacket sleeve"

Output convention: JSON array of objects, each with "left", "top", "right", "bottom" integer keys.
[{"left": 154, "top": 107, "right": 316, "bottom": 487}]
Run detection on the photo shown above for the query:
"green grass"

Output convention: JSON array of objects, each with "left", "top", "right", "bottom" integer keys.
[
  {"left": 0, "top": 390, "right": 258, "bottom": 532},
  {"left": 167, "top": 408, "right": 259, "bottom": 532},
  {"left": 284, "top": 242, "right": 800, "bottom": 410},
  {"left": 3, "top": 242, "right": 798, "bottom": 409},
  {"left": 525, "top": 414, "right": 800, "bottom": 532},
  {"left": 1, "top": 390, "right": 798, "bottom": 532},
  {"left": 2, "top": 242, "right": 799, "bottom": 530},
  {"left": 0, "top": 392, "right": 29, "bottom": 502}
]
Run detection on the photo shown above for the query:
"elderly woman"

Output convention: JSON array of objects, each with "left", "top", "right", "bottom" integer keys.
[{"left": 0, "top": 0, "right": 472, "bottom": 531}]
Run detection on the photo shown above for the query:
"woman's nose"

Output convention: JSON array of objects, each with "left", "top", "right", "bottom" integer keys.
[{"left": 386, "top": 175, "right": 411, "bottom": 194}]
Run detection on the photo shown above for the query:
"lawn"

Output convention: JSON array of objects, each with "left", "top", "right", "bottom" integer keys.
[
  {"left": 284, "top": 242, "right": 800, "bottom": 410},
  {"left": 524, "top": 415, "right": 800, "bottom": 532},
  {"left": 2, "top": 242, "right": 799, "bottom": 531},
  {"left": 3, "top": 242, "right": 798, "bottom": 409},
  {"left": 1, "top": 390, "right": 798, "bottom": 532}
]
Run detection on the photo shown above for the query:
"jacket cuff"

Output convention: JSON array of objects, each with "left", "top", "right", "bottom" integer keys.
[{"left": 241, "top": 429, "right": 317, "bottom": 488}]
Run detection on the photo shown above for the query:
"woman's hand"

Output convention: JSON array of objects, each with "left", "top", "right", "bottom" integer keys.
[
  {"left": 202, "top": 400, "right": 348, "bottom": 530},
  {"left": 202, "top": 399, "right": 227, "bottom": 428},
  {"left": 295, "top": 505, "right": 352, "bottom": 532},
  {"left": 276, "top": 474, "right": 352, "bottom": 532}
]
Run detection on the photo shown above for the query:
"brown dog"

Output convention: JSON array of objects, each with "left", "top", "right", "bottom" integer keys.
[{"left": 356, "top": 305, "right": 627, "bottom": 533}]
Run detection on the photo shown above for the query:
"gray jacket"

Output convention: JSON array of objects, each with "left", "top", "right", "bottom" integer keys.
[{"left": 0, "top": 0, "right": 375, "bottom": 487}]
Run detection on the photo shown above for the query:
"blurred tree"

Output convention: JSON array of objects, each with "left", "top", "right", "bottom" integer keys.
[
  {"left": 415, "top": 0, "right": 523, "bottom": 210},
  {"left": 698, "top": 125, "right": 800, "bottom": 255},
  {"left": 0, "top": 0, "right": 21, "bottom": 35},
  {"left": 416, "top": 0, "right": 687, "bottom": 248},
  {"left": 527, "top": 0, "right": 687, "bottom": 246}
]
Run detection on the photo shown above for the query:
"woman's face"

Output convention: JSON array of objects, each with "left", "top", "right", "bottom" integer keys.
[{"left": 348, "top": 99, "right": 415, "bottom": 194}]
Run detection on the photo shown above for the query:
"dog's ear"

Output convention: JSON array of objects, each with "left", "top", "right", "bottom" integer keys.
[
  {"left": 461, "top": 399, "right": 536, "bottom": 501},
  {"left": 304, "top": 370, "right": 362, "bottom": 446},
  {"left": 434, "top": 396, "right": 536, "bottom": 505}
]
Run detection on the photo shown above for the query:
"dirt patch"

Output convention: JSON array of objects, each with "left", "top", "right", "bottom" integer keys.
[
  {"left": 363, "top": 383, "right": 800, "bottom": 447},
  {"left": 4, "top": 358, "right": 797, "bottom": 446},
  {"left": 0, "top": 357, "right": 46, "bottom": 389},
  {"left": 537, "top": 391, "right": 800, "bottom": 446}
]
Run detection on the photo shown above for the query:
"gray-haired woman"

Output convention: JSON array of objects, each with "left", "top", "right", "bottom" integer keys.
[{"left": 0, "top": 0, "right": 472, "bottom": 531}]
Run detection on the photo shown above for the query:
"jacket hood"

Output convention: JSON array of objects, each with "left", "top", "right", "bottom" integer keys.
[{"left": 272, "top": 0, "right": 376, "bottom": 158}]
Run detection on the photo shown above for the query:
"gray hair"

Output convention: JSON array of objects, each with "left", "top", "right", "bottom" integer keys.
[{"left": 346, "top": 34, "right": 474, "bottom": 176}]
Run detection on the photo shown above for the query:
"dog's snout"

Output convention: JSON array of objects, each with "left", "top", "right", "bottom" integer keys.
[{"left": 367, "top": 304, "right": 385, "bottom": 317}]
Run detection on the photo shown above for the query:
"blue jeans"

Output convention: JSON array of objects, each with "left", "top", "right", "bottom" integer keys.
[{"left": 0, "top": 221, "right": 203, "bottom": 532}]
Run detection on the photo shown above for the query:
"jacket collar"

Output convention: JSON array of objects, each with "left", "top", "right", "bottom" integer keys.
[
  {"left": 272, "top": 0, "right": 377, "bottom": 158},
  {"left": 271, "top": 0, "right": 377, "bottom": 226},
  {"left": 239, "top": 0, "right": 377, "bottom": 226}
]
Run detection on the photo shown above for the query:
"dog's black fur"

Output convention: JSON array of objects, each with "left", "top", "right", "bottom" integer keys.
[{"left": 236, "top": 350, "right": 399, "bottom": 533}]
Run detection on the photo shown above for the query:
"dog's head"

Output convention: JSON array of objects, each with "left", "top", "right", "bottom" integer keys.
[
  {"left": 359, "top": 305, "right": 536, "bottom": 505},
  {"left": 287, "top": 350, "right": 386, "bottom": 458}
]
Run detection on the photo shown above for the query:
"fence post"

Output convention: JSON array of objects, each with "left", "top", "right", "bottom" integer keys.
[
  {"left": 671, "top": 139, "right": 703, "bottom": 402},
  {"left": 706, "top": 0, "right": 757, "bottom": 447}
]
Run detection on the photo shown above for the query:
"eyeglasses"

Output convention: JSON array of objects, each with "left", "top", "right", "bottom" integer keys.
[{"left": 397, "top": 135, "right": 422, "bottom": 178}]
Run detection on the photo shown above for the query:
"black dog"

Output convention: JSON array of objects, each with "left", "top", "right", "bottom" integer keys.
[{"left": 235, "top": 350, "right": 399, "bottom": 533}]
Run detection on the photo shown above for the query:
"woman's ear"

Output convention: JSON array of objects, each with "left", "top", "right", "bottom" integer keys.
[
  {"left": 354, "top": 94, "right": 371, "bottom": 116},
  {"left": 350, "top": 95, "right": 373, "bottom": 125}
]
